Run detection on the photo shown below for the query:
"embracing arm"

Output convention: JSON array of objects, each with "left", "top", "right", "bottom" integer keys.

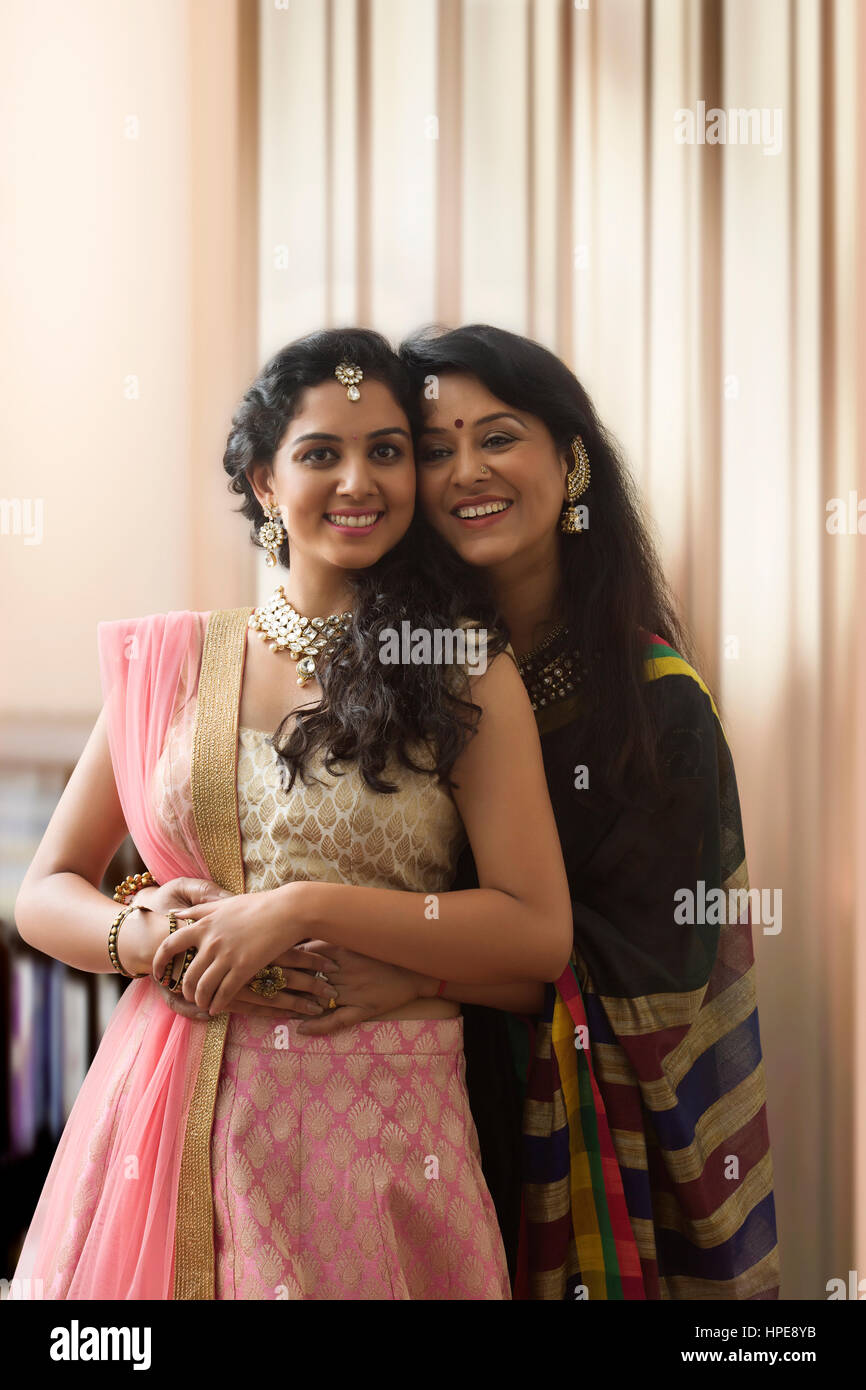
[
  {"left": 278, "top": 651, "right": 573, "bottom": 984},
  {"left": 397, "top": 968, "right": 545, "bottom": 1013},
  {"left": 438, "top": 980, "right": 544, "bottom": 1012}
]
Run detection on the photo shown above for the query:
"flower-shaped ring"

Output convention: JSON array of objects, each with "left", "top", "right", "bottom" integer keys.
[{"left": 249, "top": 964, "right": 286, "bottom": 998}]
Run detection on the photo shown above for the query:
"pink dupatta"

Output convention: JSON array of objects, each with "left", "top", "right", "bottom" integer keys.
[{"left": 13, "top": 608, "right": 245, "bottom": 1300}]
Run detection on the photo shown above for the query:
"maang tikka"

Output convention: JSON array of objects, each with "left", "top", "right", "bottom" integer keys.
[
  {"left": 258, "top": 500, "right": 286, "bottom": 568},
  {"left": 334, "top": 361, "right": 363, "bottom": 401},
  {"left": 561, "top": 435, "right": 591, "bottom": 534}
]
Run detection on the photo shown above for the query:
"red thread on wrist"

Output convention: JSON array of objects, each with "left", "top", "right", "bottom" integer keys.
[{"left": 436, "top": 980, "right": 447, "bottom": 997}]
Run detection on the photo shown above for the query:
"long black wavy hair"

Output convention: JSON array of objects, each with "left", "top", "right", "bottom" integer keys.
[
  {"left": 223, "top": 327, "right": 507, "bottom": 793},
  {"left": 399, "top": 323, "right": 696, "bottom": 797}
]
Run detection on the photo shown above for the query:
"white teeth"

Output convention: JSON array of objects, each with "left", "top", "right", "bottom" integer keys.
[
  {"left": 326, "top": 512, "right": 381, "bottom": 527},
  {"left": 454, "top": 500, "right": 512, "bottom": 519}
]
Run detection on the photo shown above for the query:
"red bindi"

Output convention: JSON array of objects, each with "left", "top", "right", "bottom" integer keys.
[{"left": 454, "top": 419, "right": 463, "bottom": 428}]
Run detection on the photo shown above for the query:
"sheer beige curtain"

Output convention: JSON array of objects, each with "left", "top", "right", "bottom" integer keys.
[{"left": 260, "top": 0, "right": 865, "bottom": 1298}]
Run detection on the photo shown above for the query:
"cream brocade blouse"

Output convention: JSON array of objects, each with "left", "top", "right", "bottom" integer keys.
[{"left": 152, "top": 694, "right": 468, "bottom": 899}]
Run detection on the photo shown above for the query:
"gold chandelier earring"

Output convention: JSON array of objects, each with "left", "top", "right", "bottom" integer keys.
[
  {"left": 560, "top": 436, "right": 591, "bottom": 534},
  {"left": 258, "top": 500, "right": 286, "bottom": 568}
]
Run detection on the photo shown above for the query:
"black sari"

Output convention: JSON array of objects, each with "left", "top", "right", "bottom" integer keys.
[{"left": 462, "top": 638, "right": 781, "bottom": 1299}]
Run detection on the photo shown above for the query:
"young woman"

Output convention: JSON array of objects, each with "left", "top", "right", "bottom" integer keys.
[
  {"left": 11, "top": 328, "right": 572, "bottom": 1301},
  {"left": 263, "top": 324, "right": 782, "bottom": 1301}
]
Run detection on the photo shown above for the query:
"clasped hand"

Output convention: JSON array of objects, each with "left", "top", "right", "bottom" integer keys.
[
  {"left": 148, "top": 884, "right": 335, "bottom": 1018},
  {"left": 141, "top": 877, "right": 425, "bottom": 1029}
]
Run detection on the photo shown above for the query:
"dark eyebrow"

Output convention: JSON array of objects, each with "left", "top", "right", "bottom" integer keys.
[
  {"left": 290, "top": 426, "right": 411, "bottom": 447},
  {"left": 418, "top": 412, "right": 527, "bottom": 435}
]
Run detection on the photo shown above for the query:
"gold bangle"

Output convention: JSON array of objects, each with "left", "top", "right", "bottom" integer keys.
[
  {"left": 158, "top": 911, "right": 179, "bottom": 989},
  {"left": 169, "top": 947, "right": 197, "bottom": 994},
  {"left": 108, "top": 903, "right": 143, "bottom": 978},
  {"left": 161, "top": 911, "right": 197, "bottom": 993}
]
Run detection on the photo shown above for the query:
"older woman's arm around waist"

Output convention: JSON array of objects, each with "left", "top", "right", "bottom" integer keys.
[{"left": 275, "top": 650, "right": 573, "bottom": 984}]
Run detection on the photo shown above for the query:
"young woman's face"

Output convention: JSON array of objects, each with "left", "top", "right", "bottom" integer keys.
[
  {"left": 415, "top": 373, "right": 569, "bottom": 569},
  {"left": 252, "top": 377, "right": 416, "bottom": 573}
]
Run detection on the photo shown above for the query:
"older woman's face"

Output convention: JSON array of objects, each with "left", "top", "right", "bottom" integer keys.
[{"left": 415, "top": 373, "right": 569, "bottom": 570}]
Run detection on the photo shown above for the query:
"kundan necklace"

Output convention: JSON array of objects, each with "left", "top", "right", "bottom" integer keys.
[
  {"left": 515, "top": 621, "right": 582, "bottom": 711},
  {"left": 248, "top": 585, "right": 352, "bottom": 687}
]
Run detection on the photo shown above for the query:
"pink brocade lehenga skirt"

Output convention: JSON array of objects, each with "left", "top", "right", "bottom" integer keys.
[{"left": 210, "top": 1013, "right": 512, "bottom": 1299}]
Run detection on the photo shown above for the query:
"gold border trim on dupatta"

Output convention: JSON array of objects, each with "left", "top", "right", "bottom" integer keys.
[{"left": 173, "top": 606, "right": 254, "bottom": 1300}]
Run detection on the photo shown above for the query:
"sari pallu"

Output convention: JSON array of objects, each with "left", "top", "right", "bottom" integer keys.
[
  {"left": 13, "top": 607, "right": 250, "bottom": 1300},
  {"left": 463, "top": 638, "right": 781, "bottom": 1300}
]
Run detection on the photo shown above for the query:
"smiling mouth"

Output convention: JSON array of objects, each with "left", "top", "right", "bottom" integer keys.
[
  {"left": 324, "top": 511, "right": 385, "bottom": 531},
  {"left": 452, "top": 499, "right": 513, "bottom": 519}
]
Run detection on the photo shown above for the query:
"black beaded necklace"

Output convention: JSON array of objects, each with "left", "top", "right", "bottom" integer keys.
[{"left": 515, "top": 622, "right": 582, "bottom": 711}]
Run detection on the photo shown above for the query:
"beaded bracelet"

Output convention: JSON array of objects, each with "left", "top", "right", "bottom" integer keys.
[{"left": 114, "top": 870, "right": 158, "bottom": 904}]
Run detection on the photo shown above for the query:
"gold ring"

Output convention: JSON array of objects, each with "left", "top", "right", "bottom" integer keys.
[
  {"left": 249, "top": 964, "right": 286, "bottom": 998},
  {"left": 328, "top": 996, "right": 338, "bottom": 1010}
]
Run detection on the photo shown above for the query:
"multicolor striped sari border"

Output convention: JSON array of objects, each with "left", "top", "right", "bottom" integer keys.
[{"left": 552, "top": 963, "right": 646, "bottom": 1299}]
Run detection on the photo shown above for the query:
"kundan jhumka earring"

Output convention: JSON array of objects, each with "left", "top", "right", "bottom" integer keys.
[
  {"left": 560, "top": 435, "right": 591, "bottom": 534},
  {"left": 258, "top": 500, "right": 286, "bottom": 568}
]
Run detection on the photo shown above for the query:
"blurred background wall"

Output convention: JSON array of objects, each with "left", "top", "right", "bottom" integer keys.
[{"left": 1, "top": 0, "right": 864, "bottom": 1299}]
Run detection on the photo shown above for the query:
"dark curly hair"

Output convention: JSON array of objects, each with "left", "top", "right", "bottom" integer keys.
[
  {"left": 223, "top": 327, "right": 507, "bottom": 793},
  {"left": 399, "top": 323, "right": 696, "bottom": 797}
]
